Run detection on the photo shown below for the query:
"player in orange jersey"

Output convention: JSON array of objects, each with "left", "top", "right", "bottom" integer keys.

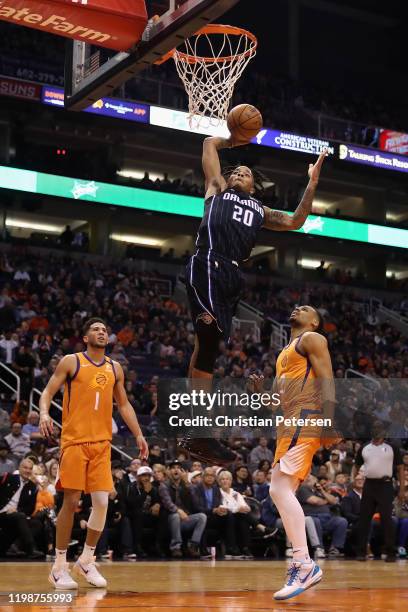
[
  {"left": 250, "top": 305, "right": 339, "bottom": 600},
  {"left": 39, "top": 317, "right": 148, "bottom": 590}
]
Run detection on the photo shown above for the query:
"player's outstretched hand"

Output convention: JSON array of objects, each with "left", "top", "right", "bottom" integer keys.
[
  {"left": 137, "top": 434, "right": 149, "bottom": 460},
  {"left": 39, "top": 413, "right": 54, "bottom": 438},
  {"left": 308, "top": 148, "right": 328, "bottom": 185}
]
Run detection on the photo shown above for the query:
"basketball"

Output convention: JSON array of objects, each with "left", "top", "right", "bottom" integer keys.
[{"left": 227, "top": 104, "right": 263, "bottom": 141}]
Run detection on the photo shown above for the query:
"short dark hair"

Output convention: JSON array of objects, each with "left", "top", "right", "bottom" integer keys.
[
  {"left": 82, "top": 317, "right": 107, "bottom": 336},
  {"left": 312, "top": 307, "right": 325, "bottom": 334}
]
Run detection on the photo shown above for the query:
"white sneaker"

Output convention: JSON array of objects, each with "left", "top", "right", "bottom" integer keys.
[
  {"left": 49, "top": 563, "right": 78, "bottom": 590},
  {"left": 285, "top": 547, "right": 293, "bottom": 558},
  {"left": 73, "top": 557, "right": 107, "bottom": 588},
  {"left": 274, "top": 560, "right": 322, "bottom": 601},
  {"left": 315, "top": 546, "right": 326, "bottom": 559}
]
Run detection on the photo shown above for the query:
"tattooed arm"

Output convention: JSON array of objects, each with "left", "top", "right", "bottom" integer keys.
[{"left": 263, "top": 149, "right": 327, "bottom": 231}]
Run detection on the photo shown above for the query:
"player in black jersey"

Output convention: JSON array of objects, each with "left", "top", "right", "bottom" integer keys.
[
  {"left": 187, "top": 134, "right": 327, "bottom": 379},
  {"left": 180, "top": 132, "right": 327, "bottom": 464}
]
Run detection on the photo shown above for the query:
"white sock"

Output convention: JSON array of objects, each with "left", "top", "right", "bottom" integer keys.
[
  {"left": 79, "top": 544, "right": 96, "bottom": 564},
  {"left": 53, "top": 548, "right": 67, "bottom": 569},
  {"left": 269, "top": 466, "right": 311, "bottom": 564}
]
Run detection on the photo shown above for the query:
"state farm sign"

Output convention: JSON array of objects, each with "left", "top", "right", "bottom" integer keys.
[{"left": 0, "top": 0, "right": 147, "bottom": 51}]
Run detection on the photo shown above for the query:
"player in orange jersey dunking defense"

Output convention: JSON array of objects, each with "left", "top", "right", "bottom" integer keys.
[
  {"left": 250, "top": 305, "right": 339, "bottom": 601},
  {"left": 39, "top": 318, "right": 149, "bottom": 590}
]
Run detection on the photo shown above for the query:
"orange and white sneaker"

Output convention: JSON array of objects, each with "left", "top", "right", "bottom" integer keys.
[
  {"left": 73, "top": 557, "right": 107, "bottom": 588},
  {"left": 49, "top": 563, "right": 78, "bottom": 590}
]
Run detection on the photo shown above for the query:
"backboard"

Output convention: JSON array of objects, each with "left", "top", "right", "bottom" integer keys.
[{"left": 64, "top": 0, "right": 240, "bottom": 111}]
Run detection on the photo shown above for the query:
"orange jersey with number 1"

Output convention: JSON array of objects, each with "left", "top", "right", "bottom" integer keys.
[{"left": 61, "top": 352, "right": 117, "bottom": 451}]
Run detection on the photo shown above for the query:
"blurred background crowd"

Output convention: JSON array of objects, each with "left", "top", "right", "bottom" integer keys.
[{"left": 1, "top": 248, "right": 407, "bottom": 562}]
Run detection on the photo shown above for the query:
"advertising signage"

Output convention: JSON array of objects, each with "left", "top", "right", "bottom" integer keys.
[
  {"left": 0, "top": 76, "right": 42, "bottom": 101},
  {"left": 42, "top": 85, "right": 149, "bottom": 123},
  {"left": 85, "top": 97, "right": 149, "bottom": 123},
  {"left": 252, "top": 129, "right": 335, "bottom": 155},
  {"left": 379, "top": 129, "right": 408, "bottom": 156},
  {"left": 0, "top": 165, "right": 407, "bottom": 250},
  {"left": 339, "top": 144, "right": 408, "bottom": 173},
  {"left": 38, "top": 82, "right": 408, "bottom": 174},
  {"left": 42, "top": 85, "right": 64, "bottom": 107}
]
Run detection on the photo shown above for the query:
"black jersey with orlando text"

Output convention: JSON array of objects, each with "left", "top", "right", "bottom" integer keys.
[{"left": 195, "top": 188, "right": 265, "bottom": 264}]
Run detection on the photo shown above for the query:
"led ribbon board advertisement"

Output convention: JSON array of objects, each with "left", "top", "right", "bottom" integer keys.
[
  {"left": 339, "top": 144, "right": 408, "bottom": 173},
  {"left": 42, "top": 86, "right": 149, "bottom": 122},
  {"left": 252, "top": 129, "right": 335, "bottom": 155},
  {"left": 39, "top": 84, "right": 408, "bottom": 174},
  {"left": 149, "top": 107, "right": 335, "bottom": 154},
  {"left": 0, "top": 166, "right": 407, "bottom": 250}
]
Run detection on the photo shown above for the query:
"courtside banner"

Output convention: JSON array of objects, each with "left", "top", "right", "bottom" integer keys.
[
  {"left": 0, "top": 1, "right": 147, "bottom": 51},
  {"left": 0, "top": 75, "right": 41, "bottom": 100}
]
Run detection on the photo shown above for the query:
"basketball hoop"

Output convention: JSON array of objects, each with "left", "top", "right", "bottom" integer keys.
[{"left": 156, "top": 24, "right": 257, "bottom": 127}]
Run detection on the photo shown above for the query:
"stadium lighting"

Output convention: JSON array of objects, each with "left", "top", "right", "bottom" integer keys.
[
  {"left": 297, "top": 258, "right": 332, "bottom": 269},
  {"left": 312, "top": 199, "right": 333, "bottom": 213},
  {"left": 6, "top": 218, "right": 63, "bottom": 233},
  {"left": 386, "top": 269, "right": 408, "bottom": 279},
  {"left": 117, "top": 169, "right": 165, "bottom": 181},
  {"left": 110, "top": 233, "right": 163, "bottom": 247}
]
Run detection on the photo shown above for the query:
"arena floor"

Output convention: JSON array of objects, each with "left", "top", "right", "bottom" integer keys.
[{"left": 0, "top": 560, "right": 407, "bottom": 611}]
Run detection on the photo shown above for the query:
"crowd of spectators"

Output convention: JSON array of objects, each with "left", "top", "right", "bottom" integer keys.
[
  {"left": 0, "top": 247, "right": 407, "bottom": 561},
  {"left": 1, "top": 436, "right": 408, "bottom": 562}
]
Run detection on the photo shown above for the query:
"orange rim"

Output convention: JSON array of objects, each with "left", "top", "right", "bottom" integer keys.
[{"left": 155, "top": 24, "right": 257, "bottom": 65}]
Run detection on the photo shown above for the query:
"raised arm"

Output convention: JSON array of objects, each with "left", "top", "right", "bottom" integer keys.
[
  {"left": 263, "top": 149, "right": 327, "bottom": 231},
  {"left": 113, "top": 362, "right": 149, "bottom": 459},
  {"left": 39, "top": 354, "right": 76, "bottom": 437},
  {"left": 202, "top": 136, "right": 230, "bottom": 199}
]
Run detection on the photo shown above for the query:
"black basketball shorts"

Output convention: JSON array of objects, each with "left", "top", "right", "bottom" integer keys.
[{"left": 185, "top": 252, "right": 243, "bottom": 342}]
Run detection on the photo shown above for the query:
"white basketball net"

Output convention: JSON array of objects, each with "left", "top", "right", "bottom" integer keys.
[{"left": 172, "top": 25, "right": 257, "bottom": 128}]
